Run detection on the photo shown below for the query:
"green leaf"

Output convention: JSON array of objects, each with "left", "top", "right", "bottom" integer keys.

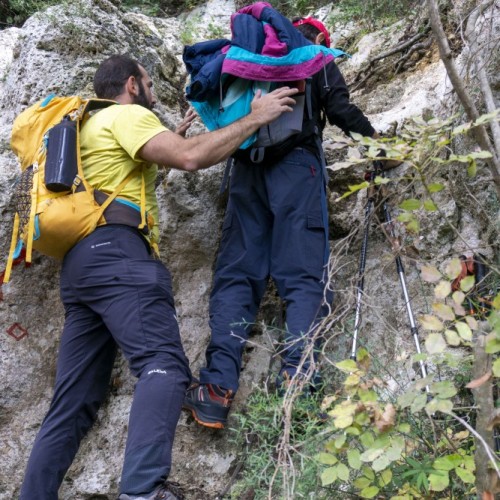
[
  {"left": 493, "top": 358, "right": 500, "bottom": 377},
  {"left": 413, "top": 353, "right": 428, "bottom": 362},
  {"left": 428, "top": 183, "right": 445, "bottom": 193},
  {"left": 444, "top": 329, "right": 461, "bottom": 346},
  {"left": 431, "top": 380, "right": 457, "bottom": 398},
  {"left": 335, "top": 359, "right": 358, "bottom": 372},
  {"left": 465, "top": 315, "right": 478, "bottom": 330},
  {"left": 445, "top": 258, "right": 463, "bottom": 280},
  {"left": 415, "top": 375, "right": 434, "bottom": 391},
  {"left": 372, "top": 454, "right": 390, "bottom": 472},
  {"left": 432, "top": 302, "right": 455, "bottom": 320},
  {"left": 335, "top": 434, "right": 347, "bottom": 449},
  {"left": 492, "top": 292, "right": 500, "bottom": 310},
  {"left": 455, "top": 321, "right": 472, "bottom": 341},
  {"left": 455, "top": 467, "right": 475, "bottom": 484},
  {"left": 434, "top": 281, "right": 452, "bottom": 300},
  {"left": 359, "top": 432, "right": 375, "bottom": 448},
  {"left": 358, "top": 389, "right": 378, "bottom": 402},
  {"left": 467, "top": 159, "right": 477, "bottom": 177},
  {"left": 411, "top": 392, "right": 428, "bottom": 413},
  {"left": 316, "top": 452, "right": 338, "bottom": 465},
  {"left": 399, "top": 198, "right": 421, "bottom": 211},
  {"left": 356, "top": 412, "right": 371, "bottom": 426},
  {"left": 452, "top": 290, "right": 465, "bottom": 305},
  {"left": 421, "top": 315, "right": 444, "bottom": 331},
  {"left": 337, "top": 462, "right": 350, "bottom": 482},
  {"left": 345, "top": 373, "right": 361, "bottom": 386},
  {"left": 451, "top": 122, "right": 472, "bottom": 135},
  {"left": 359, "top": 486, "right": 380, "bottom": 498},
  {"left": 374, "top": 175, "right": 391, "bottom": 185},
  {"left": 339, "top": 181, "right": 370, "bottom": 200},
  {"left": 372, "top": 435, "right": 391, "bottom": 449},
  {"left": 433, "top": 454, "right": 463, "bottom": 471},
  {"left": 333, "top": 414, "right": 354, "bottom": 429},
  {"left": 425, "top": 333, "right": 447, "bottom": 354},
  {"left": 473, "top": 110, "right": 500, "bottom": 126},
  {"left": 378, "top": 469, "right": 392, "bottom": 487},
  {"left": 468, "top": 150, "right": 493, "bottom": 159},
  {"left": 429, "top": 471, "right": 450, "bottom": 491},
  {"left": 353, "top": 476, "right": 372, "bottom": 489},
  {"left": 397, "top": 390, "right": 418, "bottom": 409},
  {"left": 406, "top": 218, "right": 420, "bottom": 233},
  {"left": 398, "top": 423, "right": 411, "bottom": 433},
  {"left": 362, "top": 466, "right": 376, "bottom": 480},
  {"left": 347, "top": 449, "right": 362, "bottom": 470},
  {"left": 486, "top": 337, "right": 500, "bottom": 354},
  {"left": 426, "top": 398, "right": 453, "bottom": 414},
  {"left": 346, "top": 426, "right": 361, "bottom": 435},
  {"left": 320, "top": 466, "right": 338, "bottom": 486},
  {"left": 397, "top": 212, "right": 414, "bottom": 223},
  {"left": 360, "top": 448, "right": 384, "bottom": 463},
  {"left": 460, "top": 275, "right": 475, "bottom": 292},
  {"left": 424, "top": 199, "right": 438, "bottom": 211},
  {"left": 385, "top": 444, "right": 403, "bottom": 461},
  {"left": 330, "top": 400, "right": 357, "bottom": 417}
]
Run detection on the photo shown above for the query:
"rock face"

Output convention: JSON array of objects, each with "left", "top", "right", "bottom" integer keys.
[{"left": 0, "top": 1, "right": 497, "bottom": 499}]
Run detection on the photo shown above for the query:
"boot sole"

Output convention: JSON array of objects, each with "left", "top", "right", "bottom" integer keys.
[
  {"left": 186, "top": 407, "right": 225, "bottom": 429},
  {"left": 182, "top": 402, "right": 226, "bottom": 429}
]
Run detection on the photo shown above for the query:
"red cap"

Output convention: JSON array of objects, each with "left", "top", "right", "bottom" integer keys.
[{"left": 293, "top": 17, "right": 331, "bottom": 48}]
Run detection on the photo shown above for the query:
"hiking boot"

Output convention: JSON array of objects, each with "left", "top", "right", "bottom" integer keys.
[
  {"left": 118, "top": 481, "right": 183, "bottom": 500},
  {"left": 183, "top": 382, "right": 234, "bottom": 429}
]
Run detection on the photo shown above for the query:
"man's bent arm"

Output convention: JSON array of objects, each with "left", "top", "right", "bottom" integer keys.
[{"left": 139, "top": 87, "right": 298, "bottom": 171}]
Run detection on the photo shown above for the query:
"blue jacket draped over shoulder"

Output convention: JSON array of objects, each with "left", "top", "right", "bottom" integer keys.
[{"left": 182, "top": 2, "right": 346, "bottom": 148}]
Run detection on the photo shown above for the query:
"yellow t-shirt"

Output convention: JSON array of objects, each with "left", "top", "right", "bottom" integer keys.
[{"left": 80, "top": 103, "right": 167, "bottom": 242}]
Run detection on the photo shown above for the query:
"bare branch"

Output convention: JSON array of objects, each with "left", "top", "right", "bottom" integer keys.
[{"left": 426, "top": 0, "right": 500, "bottom": 197}]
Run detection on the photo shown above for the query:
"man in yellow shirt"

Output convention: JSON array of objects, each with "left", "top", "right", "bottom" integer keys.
[{"left": 19, "top": 54, "right": 298, "bottom": 500}]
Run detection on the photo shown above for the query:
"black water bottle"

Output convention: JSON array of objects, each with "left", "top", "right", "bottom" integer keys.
[{"left": 45, "top": 115, "right": 78, "bottom": 192}]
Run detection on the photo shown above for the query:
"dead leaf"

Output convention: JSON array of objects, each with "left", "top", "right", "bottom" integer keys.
[
  {"left": 375, "top": 403, "right": 396, "bottom": 432},
  {"left": 465, "top": 370, "right": 492, "bottom": 389},
  {"left": 421, "top": 265, "right": 442, "bottom": 283}
]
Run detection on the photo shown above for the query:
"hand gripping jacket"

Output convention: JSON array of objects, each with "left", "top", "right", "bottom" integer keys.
[
  {"left": 182, "top": 1, "right": 347, "bottom": 155},
  {"left": 3, "top": 95, "right": 154, "bottom": 283}
]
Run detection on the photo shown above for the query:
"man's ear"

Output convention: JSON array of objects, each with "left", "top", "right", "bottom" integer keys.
[
  {"left": 315, "top": 32, "right": 325, "bottom": 46},
  {"left": 125, "top": 75, "right": 139, "bottom": 96}
]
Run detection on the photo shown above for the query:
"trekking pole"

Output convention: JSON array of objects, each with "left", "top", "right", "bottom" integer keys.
[
  {"left": 350, "top": 170, "right": 377, "bottom": 361},
  {"left": 379, "top": 175, "right": 430, "bottom": 392}
]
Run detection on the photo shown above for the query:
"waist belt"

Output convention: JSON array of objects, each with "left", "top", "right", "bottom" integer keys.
[{"left": 94, "top": 189, "right": 149, "bottom": 235}]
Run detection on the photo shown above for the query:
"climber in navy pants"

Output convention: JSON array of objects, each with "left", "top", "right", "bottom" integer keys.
[
  {"left": 19, "top": 225, "right": 191, "bottom": 499},
  {"left": 201, "top": 148, "right": 330, "bottom": 393}
]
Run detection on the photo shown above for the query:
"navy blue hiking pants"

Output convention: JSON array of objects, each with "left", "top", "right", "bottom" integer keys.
[
  {"left": 20, "top": 225, "right": 191, "bottom": 499},
  {"left": 200, "top": 148, "right": 331, "bottom": 392}
]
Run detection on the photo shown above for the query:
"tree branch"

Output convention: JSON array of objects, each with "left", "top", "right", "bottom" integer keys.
[
  {"left": 426, "top": 0, "right": 500, "bottom": 198},
  {"left": 465, "top": 0, "right": 500, "bottom": 155}
]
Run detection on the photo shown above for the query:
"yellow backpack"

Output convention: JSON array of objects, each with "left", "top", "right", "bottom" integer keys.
[{"left": 4, "top": 95, "right": 151, "bottom": 283}]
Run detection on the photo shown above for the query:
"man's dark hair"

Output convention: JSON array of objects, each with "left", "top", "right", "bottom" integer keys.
[
  {"left": 291, "top": 16, "right": 326, "bottom": 46},
  {"left": 94, "top": 54, "right": 143, "bottom": 99}
]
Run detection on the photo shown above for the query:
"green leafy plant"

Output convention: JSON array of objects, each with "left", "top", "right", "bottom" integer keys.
[
  {"left": 1, "top": 0, "right": 59, "bottom": 27},
  {"left": 317, "top": 349, "right": 478, "bottom": 499},
  {"left": 229, "top": 388, "right": 328, "bottom": 499},
  {"left": 329, "top": 110, "right": 499, "bottom": 238},
  {"left": 330, "top": 0, "right": 419, "bottom": 31}
]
